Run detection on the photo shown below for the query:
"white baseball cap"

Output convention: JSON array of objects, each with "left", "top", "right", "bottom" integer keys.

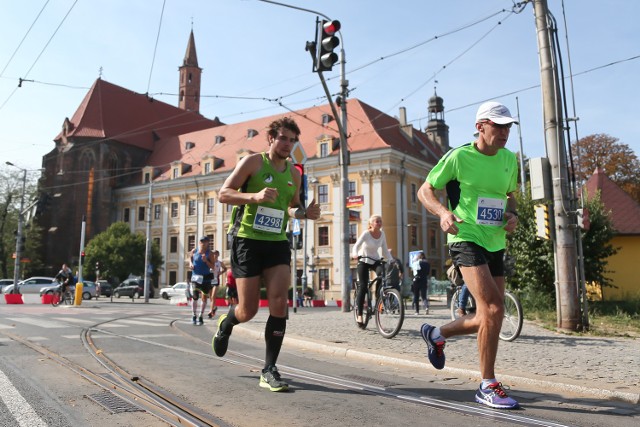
[{"left": 475, "top": 101, "right": 519, "bottom": 125}]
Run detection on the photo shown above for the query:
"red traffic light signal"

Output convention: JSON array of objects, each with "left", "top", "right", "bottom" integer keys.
[{"left": 317, "top": 20, "right": 341, "bottom": 72}]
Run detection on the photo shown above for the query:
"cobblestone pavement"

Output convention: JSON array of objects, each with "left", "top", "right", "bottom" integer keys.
[{"left": 229, "top": 301, "right": 639, "bottom": 404}]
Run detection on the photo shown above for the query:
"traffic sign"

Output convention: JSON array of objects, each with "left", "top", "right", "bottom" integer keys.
[{"left": 292, "top": 219, "right": 301, "bottom": 236}]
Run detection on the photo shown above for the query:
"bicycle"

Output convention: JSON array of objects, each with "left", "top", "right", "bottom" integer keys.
[
  {"left": 352, "top": 256, "right": 405, "bottom": 339},
  {"left": 49, "top": 282, "right": 74, "bottom": 307},
  {"left": 449, "top": 282, "right": 523, "bottom": 342}
]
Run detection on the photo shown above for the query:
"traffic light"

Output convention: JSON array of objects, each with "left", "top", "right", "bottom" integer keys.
[
  {"left": 81, "top": 251, "right": 86, "bottom": 261},
  {"left": 95, "top": 261, "right": 100, "bottom": 271},
  {"left": 18, "top": 236, "right": 26, "bottom": 253},
  {"left": 293, "top": 163, "right": 306, "bottom": 206},
  {"left": 534, "top": 204, "right": 552, "bottom": 240},
  {"left": 316, "top": 20, "right": 341, "bottom": 72}
]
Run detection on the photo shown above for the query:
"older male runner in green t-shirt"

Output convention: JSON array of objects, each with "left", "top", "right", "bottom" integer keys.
[{"left": 418, "top": 101, "right": 520, "bottom": 410}]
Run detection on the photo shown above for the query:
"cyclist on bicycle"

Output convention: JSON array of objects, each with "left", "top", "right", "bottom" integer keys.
[
  {"left": 55, "top": 263, "right": 75, "bottom": 296},
  {"left": 351, "top": 214, "right": 392, "bottom": 325}
]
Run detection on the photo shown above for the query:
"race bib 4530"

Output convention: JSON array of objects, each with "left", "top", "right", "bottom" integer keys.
[{"left": 476, "top": 197, "right": 505, "bottom": 226}]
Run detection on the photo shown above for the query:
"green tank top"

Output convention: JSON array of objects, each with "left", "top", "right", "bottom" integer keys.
[{"left": 227, "top": 152, "right": 296, "bottom": 241}]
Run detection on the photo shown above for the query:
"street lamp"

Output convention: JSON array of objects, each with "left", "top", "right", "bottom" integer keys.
[{"left": 6, "top": 161, "right": 27, "bottom": 293}]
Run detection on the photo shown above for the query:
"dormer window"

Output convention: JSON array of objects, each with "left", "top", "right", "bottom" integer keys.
[
  {"left": 320, "top": 142, "right": 328, "bottom": 158},
  {"left": 247, "top": 129, "right": 258, "bottom": 139},
  {"left": 185, "top": 141, "right": 195, "bottom": 150},
  {"left": 215, "top": 135, "right": 225, "bottom": 144},
  {"left": 172, "top": 167, "right": 180, "bottom": 179},
  {"left": 204, "top": 162, "right": 211, "bottom": 174},
  {"left": 321, "top": 113, "right": 332, "bottom": 126}
]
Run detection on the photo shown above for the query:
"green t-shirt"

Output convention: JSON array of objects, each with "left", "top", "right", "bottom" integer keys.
[
  {"left": 426, "top": 142, "right": 518, "bottom": 252},
  {"left": 228, "top": 152, "right": 296, "bottom": 241}
]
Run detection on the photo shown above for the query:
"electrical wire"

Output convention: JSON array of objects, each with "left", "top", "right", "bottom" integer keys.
[
  {"left": 0, "top": 0, "right": 78, "bottom": 112},
  {"left": 0, "top": 0, "right": 51, "bottom": 78},
  {"left": 146, "top": 0, "right": 167, "bottom": 95}
]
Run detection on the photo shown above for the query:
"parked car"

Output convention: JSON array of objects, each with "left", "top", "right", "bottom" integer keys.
[
  {"left": 39, "top": 280, "right": 98, "bottom": 300},
  {"left": 0, "top": 279, "right": 14, "bottom": 293},
  {"left": 159, "top": 282, "right": 188, "bottom": 299},
  {"left": 3, "top": 277, "right": 56, "bottom": 294},
  {"left": 113, "top": 278, "right": 155, "bottom": 299},
  {"left": 96, "top": 280, "right": 113, "bottom": 298}
]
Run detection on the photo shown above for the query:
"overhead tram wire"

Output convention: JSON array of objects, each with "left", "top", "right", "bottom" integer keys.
[
  {"left": 146, "top": 0, "right": 167, "bottom": 95},
  {"left": 353, "top": 12, "right": 518, "bottom": 136},
  {"left": 0, "top": 0, "right": 51, "bottom": 78},
  {"left": 0, "top": 0, "right": 79, "bottom": 112}
]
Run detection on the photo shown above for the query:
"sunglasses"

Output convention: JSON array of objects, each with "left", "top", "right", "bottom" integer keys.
[{"left": 482, "top": 120, "right": 513, "bottom": 130}]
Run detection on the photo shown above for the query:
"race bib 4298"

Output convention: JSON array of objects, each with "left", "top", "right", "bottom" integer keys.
[{"left": 253, "top": 206, "right": 285, "bottom": 233}]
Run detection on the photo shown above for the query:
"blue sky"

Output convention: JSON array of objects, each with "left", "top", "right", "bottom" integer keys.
[{"left": 1, "top": 0, "right": 638, "bottom": 173}]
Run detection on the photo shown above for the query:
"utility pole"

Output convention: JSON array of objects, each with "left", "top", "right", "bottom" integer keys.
[
  {"left": 143, "top": 182, "right": 153, "bottom": 303},
  {"left": 338, "top": 47, "right": 351, "bottom": 312},
  {"left": 8, "top": 164, "right": 26, "bottom": 292},
  {"left": 533, "top": 0, "right": 581, "bottom": 331}
]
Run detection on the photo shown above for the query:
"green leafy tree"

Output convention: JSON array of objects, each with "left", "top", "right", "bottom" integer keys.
[
  {"left": 0, "top": 166, "right": 42, "bottom": 279},
  {"left": 507, "top": 185, "right": 617, "bottom": 310},
  {"left": 83, "top": 222, "right": 163, "bottom": 286},
  {"left": 580, "top": 190, "right": 618, "bottom": 290},
  {"left": 506, "top": 188, "right": 555, "bottom": 310},
  {"left": 572, "top": 134, "right": 640, "bottom": 202}
]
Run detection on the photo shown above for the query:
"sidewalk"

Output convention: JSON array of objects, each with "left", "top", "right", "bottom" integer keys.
[{"left": 232, "top": 302, "right": 639, "bottom": 404}]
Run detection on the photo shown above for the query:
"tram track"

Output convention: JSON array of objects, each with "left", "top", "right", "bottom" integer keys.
[{"left": 1, "top": 312, "right": 570, "bottom": 427}]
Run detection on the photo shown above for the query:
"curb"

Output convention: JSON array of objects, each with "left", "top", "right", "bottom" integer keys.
[{"left": 233, "top": 324, "right": 640, "bottom": 405}]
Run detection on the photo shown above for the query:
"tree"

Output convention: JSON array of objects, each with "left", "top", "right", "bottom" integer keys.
[
  {"left": 572, "top": 134, "right": 640, "bottom": 202},
  {"left": 580, "top": 190, "right": 618, "bottom": 291},
  {"left": 506, "top": 184, "right": 617, "bottom": 310},
  {"left": 0, "top": 166, "right": 42, "bottom": 279},
  {"left": 83, "top": 222, "right": 163, "bottom": 286}
]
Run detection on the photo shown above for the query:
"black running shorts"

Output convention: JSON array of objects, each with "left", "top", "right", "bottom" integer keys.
[
  {"left": 230, "top": 237, "right": 290, "bottom": 278},
  {"left": 448, "top": 241, "right": 505, "bottom": 277}
]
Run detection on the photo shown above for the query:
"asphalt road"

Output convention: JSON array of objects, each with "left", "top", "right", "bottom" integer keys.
[{"left": 0, "top": 295, "right": 637, "bottom": 426}]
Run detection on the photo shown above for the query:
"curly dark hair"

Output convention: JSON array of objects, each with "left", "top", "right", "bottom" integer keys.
[{"left": 267, "top": 117, "right": 301, "bottom": 140}]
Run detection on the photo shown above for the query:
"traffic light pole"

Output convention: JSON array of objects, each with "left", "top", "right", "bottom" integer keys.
[{"left": 305, "top": 43, "right": 351, "bottom": 312}]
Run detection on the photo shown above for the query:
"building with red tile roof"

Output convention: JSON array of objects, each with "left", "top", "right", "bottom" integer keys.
[
  {"left": 38, "top": 31, "right": 456, "bottom": 297},
  {"left": 584, "top": 168, "right": 640, "bottom": 299}
]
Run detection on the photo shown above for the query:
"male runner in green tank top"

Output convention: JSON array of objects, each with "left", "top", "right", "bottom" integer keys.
[{"left": 214, "top": 117, "right": 321, "bottom": 392}]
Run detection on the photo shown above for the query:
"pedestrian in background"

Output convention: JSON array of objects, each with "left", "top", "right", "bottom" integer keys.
[
  {"left": 188, "top": 236, "right": 215, "bottom": 325},
  {"left": 417, "top": 100, "right": 520, "bottom": 409},
  {"left": 225, "top": 268, "right": 238, "bottom": 306},
  {"left": 208, "top": 250, "right": 227, "bottom": 318},
  {"left": 411, "top": 252, "right": 430, "bottom": 315}
]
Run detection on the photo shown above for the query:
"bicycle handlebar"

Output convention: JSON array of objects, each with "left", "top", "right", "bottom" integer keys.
[{"left": 357, "top": 256, "right": 386, "bottom": 264}]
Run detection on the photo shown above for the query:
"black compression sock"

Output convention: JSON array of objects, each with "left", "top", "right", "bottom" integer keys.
[
  {"left": 222, "top": 305, "right": 240, "bottom": 334},
  {"left": 264, "top": 315, "right": 286, "bottom": 368}
]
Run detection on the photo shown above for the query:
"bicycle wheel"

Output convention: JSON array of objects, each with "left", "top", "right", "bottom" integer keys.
[
  {"left": 64, "top": 291, "right": 73, "bottom": 305},
  {"left": 375, "top": 288, "right": 404, "bottom": 339},
  {"left": 450, "top": 288, "right": 462, "bottom": 320},
  {"left": 51, "top": 291, "right": 61, "bottom": 307},
  {"left": 499, "top": 291, "right": 523, "bottom": 342}
]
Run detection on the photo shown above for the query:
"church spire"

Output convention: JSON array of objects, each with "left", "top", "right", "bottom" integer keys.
[{"left": 179, "top": 29, "right": 202, "bottom": 113}]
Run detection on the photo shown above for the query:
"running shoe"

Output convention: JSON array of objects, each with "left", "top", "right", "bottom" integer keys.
[
  {"left": 198, "top": 316, "right": 204, "bottom": 325},
  {"left": 420, "top": 323, "right": 446, "bottom": 370},
  {"left": 259, "top": 365, "right": 289, "bottom": 392},
  {"left": 475, "top": 382, "right": 519, "bottom": 409},
  {"left": 192, "top": 315, "right": 197, "bottom": 325},
  {"left": 212, "top": 314, "right": 230, "bottom": 357}
]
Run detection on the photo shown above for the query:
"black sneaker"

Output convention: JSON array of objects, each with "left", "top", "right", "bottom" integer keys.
[
  {"left": 259, "top": 365, "right": 289, "bottom": 392},
  {"left": 192, "top": 315, "right": 197, "bottom": 325},
  {"left": 198, "top": 316, "right": 204, "bottom": 325},
  {"left": 212, "top": 314, "right": 231, "bottom": 357}
]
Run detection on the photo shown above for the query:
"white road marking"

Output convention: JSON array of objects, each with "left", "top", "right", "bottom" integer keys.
[{"left": 0, "top": 369, "right": 47, "bottom": 427}]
